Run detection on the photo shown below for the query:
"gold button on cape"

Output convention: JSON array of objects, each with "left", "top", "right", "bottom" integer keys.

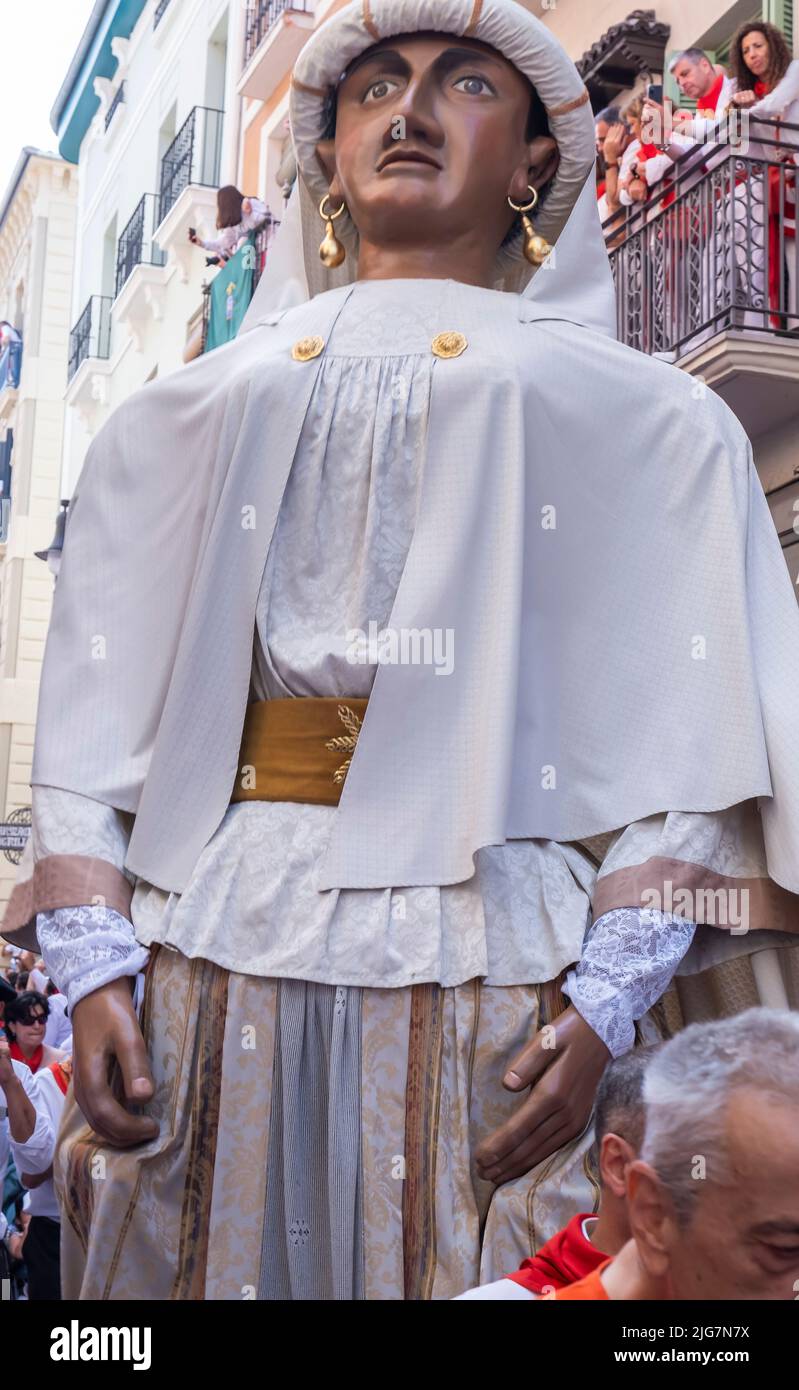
[
  {"left": 291, "top": 335, "right": 325, "bottom": 361},
  {"left": 431, "top": 331, "right": 468, "bottom": 359}
]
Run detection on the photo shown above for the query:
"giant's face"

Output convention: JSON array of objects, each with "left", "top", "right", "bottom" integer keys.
[
  {"left": 664, "top": 1092, "right": 799, "bottom": 1300},
  {"left": 318, "top": 31, "right": 558, "bottom": 258}
]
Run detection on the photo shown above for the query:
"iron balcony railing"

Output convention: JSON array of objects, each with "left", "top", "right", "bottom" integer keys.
[
  {"left": 243, "top": 0, "right": 311, "bottom": 69},
  {"left": 605, "top": 115, "right": 799, "bottom": 358},
  {"left": 68, "top": 295, "right": 112, "bottom": 382},
  {"left": 115, "top": 193, "right": 167, "bottom": 298},
  {"left": 105, "top": 82, "right": 125, "bottom": 132},
  {"left": 200, "top": 213, "right": 281, "bottom": 351},
  {"left": 0, "top": 334, "right": 22, "bottom": 392},
  {"left": 154, "top": 0, "right": 172, "bottom": 28},
  {"left": 159, "top": 106, "right": 224, "bottom": 223}
]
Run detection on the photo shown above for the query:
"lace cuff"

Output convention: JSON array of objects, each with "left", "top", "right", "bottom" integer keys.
[
  {"left": 36, "top": 905, "right": 150, "bottom": 1015},
  {"left": 563, "top": 906, "right": 696, "bottom": 1058}
]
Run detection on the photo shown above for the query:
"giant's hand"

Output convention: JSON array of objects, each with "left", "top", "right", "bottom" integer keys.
[
  {"left": 71, "top": 979, "right": 158, "bottom": 1148},
  {"left": 474, "top": 1005, "right": 610, "bottom": 1186}
]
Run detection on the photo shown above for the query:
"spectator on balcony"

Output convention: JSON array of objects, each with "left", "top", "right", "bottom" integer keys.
[
  {"left": 617, "top": 97, "right": 674, "bottom": 208},
  {"left": 594, "top": 107, "right": 631, "bottom": 223},
  {"left": 730, "top": 20, "right": 798, "bottom": 324},
  {"left": 188, "top": 185, "right": 270, "bottom": 266},
  {"left": 730, "top": 19, "right": 799, "bottom": 121}
]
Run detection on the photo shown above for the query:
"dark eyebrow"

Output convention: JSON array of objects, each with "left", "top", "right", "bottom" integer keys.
[{"left": 343, "top": 44, "right": 506, "bottom": 84}]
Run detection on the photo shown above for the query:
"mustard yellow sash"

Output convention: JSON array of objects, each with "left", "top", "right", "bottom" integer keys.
[{"left": 230, "top": 697, "right": 368, "bottom": 807}]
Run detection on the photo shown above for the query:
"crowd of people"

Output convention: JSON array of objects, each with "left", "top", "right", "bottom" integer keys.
[
  {"left": 0, "top": 951, "right": 71, "bottom": 1300},
  {"left": 594, "top": 19, "right": 798, "bottom": 336}
]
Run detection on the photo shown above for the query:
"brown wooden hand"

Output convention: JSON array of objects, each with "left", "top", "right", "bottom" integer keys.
[
  {"left": 475, "top": 1005, "right": 610, "bottom": 1185},
  {"left": 71, "top": 978, "right": 159, "bottom": 1148}
]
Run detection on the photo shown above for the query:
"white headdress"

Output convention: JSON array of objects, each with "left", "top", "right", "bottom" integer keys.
[{"left": 241, "top": 0, "right": 615, "bottom": 336}]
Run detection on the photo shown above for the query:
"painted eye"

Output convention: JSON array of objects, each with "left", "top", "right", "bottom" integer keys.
[
  {"left": 364, "top": 78, "right": 400, "bottom": 102},
  {"left": 453, "top": 75, "right": 494, "bottom": 96}
]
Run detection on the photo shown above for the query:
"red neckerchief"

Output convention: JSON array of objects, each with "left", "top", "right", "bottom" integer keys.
[
  {"left": 9, "top": 1040, "right": 43, "bottom": 1073},
  {"left": 754, "top": 80, "right": 769, "bottom": 97},
  {"left": 505, "top": 1213, "right": 607, "bottom": 1293},
  {"left": 636, "top": 143, "right": 676, "bottom": 210},
  {"left": 697, "top": 70, "right": 726, "bottom": 116},
  {"left": 596, "top": 178, "right": 606, "bottom": 200},
  {"left": 49, "top": 1058, "right": 72, "bottom": 1095}
]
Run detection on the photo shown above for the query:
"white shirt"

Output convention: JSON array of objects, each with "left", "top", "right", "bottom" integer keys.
[
  {"left": 6, "top": 1058, "right": 65, "bottom": 1221},
  {"left": 748, "top": 60, "right": 799, "bottom": 162},
  {"left": 43, "top": 993, "right": 71, "bottom": 1050}
]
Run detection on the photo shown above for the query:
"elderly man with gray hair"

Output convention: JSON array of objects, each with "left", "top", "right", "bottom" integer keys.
[{"left": 550, "top": 1008, "right": 799, "bottom": 1300}]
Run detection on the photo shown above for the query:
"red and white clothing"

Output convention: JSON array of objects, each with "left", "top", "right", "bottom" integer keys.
[
  {"left": 618, "top": 139, "right": 674, "bottom": 205},
  {"left": 454, "top": 1213, "right": 608, "bottom": 1300},
  {"left": 7, "top": 1057, "right": 68, "bottom": 1220},
  {"left": 750, "top": 62, "right": 799, "bottom": 323},
  {"left": 8, "top": 1040, "right": 44, "bottom": 1073},
  {"left": 506, "top": 1213, "right": 607, "bottom": 1294}
]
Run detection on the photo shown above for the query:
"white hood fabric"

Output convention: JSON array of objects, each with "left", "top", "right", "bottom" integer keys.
[{"left": 23, "top": 1, "right": 799, "bottom": 905}]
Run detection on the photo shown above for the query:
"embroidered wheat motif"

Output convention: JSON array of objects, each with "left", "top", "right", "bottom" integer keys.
[{"left": 325, "top": 704, "right": 363, "bottom": 784}]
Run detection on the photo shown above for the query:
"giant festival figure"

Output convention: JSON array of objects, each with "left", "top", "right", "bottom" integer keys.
[{"left": 3, "top": 0, "right": 799, "bottom": 1300}]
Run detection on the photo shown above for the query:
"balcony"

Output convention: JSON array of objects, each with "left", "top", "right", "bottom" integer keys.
[
  {"left": 155, "top": 106, "right": 224, "bottom": 283},
  {"left": 239, "top": 1, "right": 315, "bottom": 101},
  {"left": 605, "top": 116, "right": 799, "bottom": 441},
  {"left": 66, "top": 296, "right": 113, "bottom": 431},
  {"left": 113, "top": 193, "right": 168, "bottom": 350},
  {"left": 0, "top": 330, "right": 22, "bottom": 426}
]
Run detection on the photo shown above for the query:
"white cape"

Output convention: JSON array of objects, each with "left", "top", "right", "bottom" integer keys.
[{"left": 28, "top": 205, "right": 799, "bottom": 897}]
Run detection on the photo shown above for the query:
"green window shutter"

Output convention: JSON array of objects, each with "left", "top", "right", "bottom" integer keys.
[{"left": 764, "top": 1, "right": 794, "bottom": 51}]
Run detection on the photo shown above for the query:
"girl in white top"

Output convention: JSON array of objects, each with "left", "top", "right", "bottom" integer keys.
[{"left": 188, "top": 184, "right": 270, "bottom": 264}]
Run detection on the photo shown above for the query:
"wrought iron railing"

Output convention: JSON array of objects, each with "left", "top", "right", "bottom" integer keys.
[
  {"left": 605, "top": 115, "right": 799, "bottom": 358},
  {"left": 68, "top": 296, "right": 112, "bottom": 382},
  {"left": 154, "top": 0, "right": 172, "bottom": 28},
  {"left": 115, "top": 193, "right": 166, "bottom": 298},
  {"left": 0, "top": 335, "right": 22, "bottom": 392},
  {"left": 243, "top": 0, "right": 311, "bottom": 69},
  {"left": 158, "top": 106, "right": 224, "bottom": 223},
  {"left": 105, "top": 82, "right": 125, "bottom": 132}
]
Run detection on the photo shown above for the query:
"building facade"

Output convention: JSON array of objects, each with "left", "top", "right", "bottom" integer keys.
[
  {"left": 53, "top": 0, "right": 247, "bottom": 495},
  {"left": 0, "top": 150, "right": 78, "bottom": 921}
]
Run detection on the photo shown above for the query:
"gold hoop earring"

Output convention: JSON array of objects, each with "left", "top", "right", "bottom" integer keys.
[
  {"left": 507, "top": 184, "right": 552, "bottom": 266},
  {"left": 319, "top": 194, "right": 347, "bottom": 268}
]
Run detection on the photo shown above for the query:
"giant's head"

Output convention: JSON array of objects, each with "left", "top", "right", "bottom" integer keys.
[
  {"left": 627, "top": 1009, "right": 799, "bottom": 1300},
  {"left": 284, "top": 0, "right": 597, "bottom": 292}
]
